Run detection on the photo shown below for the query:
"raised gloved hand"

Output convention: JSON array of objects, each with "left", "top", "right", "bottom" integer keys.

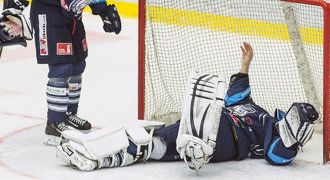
[{"left": 99, "top": 4, "right": 121, "bottom": 34}]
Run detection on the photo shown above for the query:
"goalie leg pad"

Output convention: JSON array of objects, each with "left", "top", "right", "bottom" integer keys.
[
  {"left": 176, "top": 71, "right": 226, "bottom": 172},
  {"left": 61, "top": 125, "right": 129, "bottom": 160},
  {"left": 57, "top": 120, "right": 162, "bottom": 170}
]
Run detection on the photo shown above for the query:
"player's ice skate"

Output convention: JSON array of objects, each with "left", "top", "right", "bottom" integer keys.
[
  {"left": 44, "top": 122, "right": 72, "bottom": 146},
  {"left": 65, "top": 113, "right": 92, "bottom": 131},
  {"left": 2, "top": 0, "right": 330, "bottom": 178}
]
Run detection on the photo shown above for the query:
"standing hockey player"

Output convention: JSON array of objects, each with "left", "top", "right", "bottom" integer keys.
[
  {"left": 0, "top": 0, "right": 121, "bottom": 145},
  {"left": 56, "top": 42, "right": 319, "bottom": 172}
]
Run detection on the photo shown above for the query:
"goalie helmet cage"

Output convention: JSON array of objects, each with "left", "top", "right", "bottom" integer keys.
[{"left": 138, "top": 0, "right": 330, "bottom": 163}]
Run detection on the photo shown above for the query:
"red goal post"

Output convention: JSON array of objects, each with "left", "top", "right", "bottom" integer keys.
[
  {"left": 138, "top": 0, "right": 330, "bottom": 163},
  {"left": 285, "top": 0, "right": 330, "bottom": 164}
]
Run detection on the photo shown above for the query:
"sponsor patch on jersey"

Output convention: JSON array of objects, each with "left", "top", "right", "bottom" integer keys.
[
  {"left": 57, "top": 43, "right": 73, "bottom": 55},
  {"left": 38, "top": 14, "right": 48, "bottom": 56},
  {"left": 82, "top": 39, "right": 88, "bottom": 51}
]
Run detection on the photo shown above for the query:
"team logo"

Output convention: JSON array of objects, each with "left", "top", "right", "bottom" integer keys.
[
  {"left": 57, "top": 43, "right": 73, "bottom": 55},
  {"left": 227, "top": 104, "right": 256, "bottom": 117},
  {"left": 38, "top": 14, "right": 48, "bottom": 56}
]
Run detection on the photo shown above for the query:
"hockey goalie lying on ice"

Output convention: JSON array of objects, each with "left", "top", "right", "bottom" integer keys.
[{"left": 56, "top": 42, "right": 319, "bottom": 173}]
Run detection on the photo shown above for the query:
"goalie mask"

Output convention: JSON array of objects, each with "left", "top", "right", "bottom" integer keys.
[{"left": 276, "top": 102, "right": 319, "bottom": 148}]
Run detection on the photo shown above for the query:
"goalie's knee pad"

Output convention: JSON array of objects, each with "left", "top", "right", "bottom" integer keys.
[{"left": 264, "top": 137, "right": 297, "bottom": 166}]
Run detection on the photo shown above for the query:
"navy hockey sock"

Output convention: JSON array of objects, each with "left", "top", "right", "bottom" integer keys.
[
  {"left": 68, "top": 74, "right": 82, "bottom": 114},
  {"left": 47, "top": 78, "right": 69, "bottom": 124}
]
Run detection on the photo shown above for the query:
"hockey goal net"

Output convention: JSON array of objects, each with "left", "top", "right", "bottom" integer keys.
[{"left": 138, "top": 0, "right": 330, "bottom": 162}]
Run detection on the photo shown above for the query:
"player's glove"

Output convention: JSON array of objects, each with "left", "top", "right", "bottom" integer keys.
[
  {"left": 0, "top": 8, "right": 33, "bottom": 47},
  {"left": 99, "top": 4, "right": 121, "bottom": 34}
]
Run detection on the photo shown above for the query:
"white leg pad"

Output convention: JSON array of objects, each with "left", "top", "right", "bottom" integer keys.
[
  {"left": 176, "top": 71, "right": 226, "bottom": 172},
  {"left": 61, "top": 125, "right": 129, "bottom": 160}
]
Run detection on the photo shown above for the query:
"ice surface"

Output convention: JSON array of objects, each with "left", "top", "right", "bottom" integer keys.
[{"left": 0, "top": 12, "right": 329, "bottom": 180}]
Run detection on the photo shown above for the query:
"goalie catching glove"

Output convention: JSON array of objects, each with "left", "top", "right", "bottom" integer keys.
[
  {"left": 276, "top": 102, "right": 319, "bottom": 148},
  {"left": 0, "top": 8, "right": 32, "bottom": 47},
  {"left": 176, "top": 71, "right": 226, "bottom": 174}
]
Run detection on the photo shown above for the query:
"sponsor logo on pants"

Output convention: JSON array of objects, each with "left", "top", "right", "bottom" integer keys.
[
  {"left": 57, "top": 43, "right": 73, "bottom": 55},
  {"left": 38, "top": 14, "right": 48, "bottom": 56}
]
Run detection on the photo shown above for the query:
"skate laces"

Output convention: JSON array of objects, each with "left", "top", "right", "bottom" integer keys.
[
  {"left": 68, "top": 114, "right": 86, "bottom": 126},
  {"left": 57, "top": 122, "right": 70, "bottom": 132}
]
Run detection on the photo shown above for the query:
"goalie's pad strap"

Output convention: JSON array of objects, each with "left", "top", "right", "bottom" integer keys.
[
  {"left": 125, "top": 120, "right": 164, "bottom": 161},
  {"left": 177, "top": 134, "right": 213, "bottom": 158}
]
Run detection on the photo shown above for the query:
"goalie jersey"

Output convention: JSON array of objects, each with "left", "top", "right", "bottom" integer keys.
[{"left": 155, "top": 73, "right": 298, "bottom": 164}]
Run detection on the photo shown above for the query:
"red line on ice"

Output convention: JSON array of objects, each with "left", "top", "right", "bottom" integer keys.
[
  {"left": 0, "top": 123, "right": 42, "bottom": 179},
  {"left": 0, "top": 112, "right": 45, "bottom": 178}
]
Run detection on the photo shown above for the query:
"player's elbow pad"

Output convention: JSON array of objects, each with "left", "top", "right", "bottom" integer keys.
[
  {"left": 225, "top": 86, "right": 251, "bottom": 106},
  {"left": 264, "top": 138, "right": 297, "bottom": 166}
]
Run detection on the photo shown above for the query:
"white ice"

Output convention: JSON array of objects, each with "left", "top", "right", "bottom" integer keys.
[{"left": 0, "top": 13, "right": 330, "bottom": 180}]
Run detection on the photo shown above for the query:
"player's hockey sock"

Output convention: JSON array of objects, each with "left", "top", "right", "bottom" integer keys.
[
  {"left": 68, "top": 74, "right": 82, "bottom": 114},
  {"left": 47, "top": 78, "right": 69, "bottom": 124}
]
